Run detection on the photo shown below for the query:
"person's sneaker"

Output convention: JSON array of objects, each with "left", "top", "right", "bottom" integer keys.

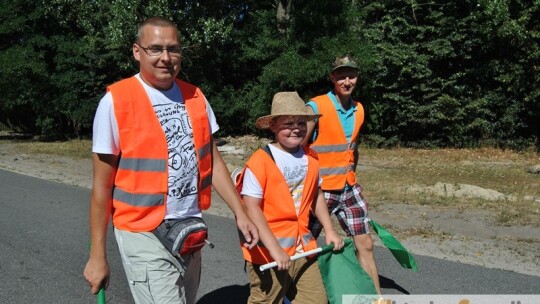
[{"left": 231, "top": 167, "right": 242, "bottom": 183}]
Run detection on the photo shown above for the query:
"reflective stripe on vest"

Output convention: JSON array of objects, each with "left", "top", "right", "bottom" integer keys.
[
  {"left": 118, "top": 158, "right": 167, "bottom": 172},
  {"left": 113, "top": 188, "right": 165, "bottom": 207},
  {"left": 311, "top": 143, "right": 349, "bottom": 153},
  {"left": 107, "top": 77, "right": 212, "bottom": 232},
  {"left": 255, "top": 231, "right": 314, "bottom": 250},
  {"left": 240, "top": 147, "right": 319, "bottom": 264},
  {"left": 310, "top": 94, "right": 364, "bottom": 190}
]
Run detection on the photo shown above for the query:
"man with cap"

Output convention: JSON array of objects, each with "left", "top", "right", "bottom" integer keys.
[{"left": 303, "top": 55, "right": 382, "bottom": 296}]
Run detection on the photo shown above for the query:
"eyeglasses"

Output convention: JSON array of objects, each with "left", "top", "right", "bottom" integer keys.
[
  {"left": 281, "top": 121, "right": 307, "bottom": 130},
  {"left": 137, "top": 44, "right": 182, "bottom": 57},
  {"left": 275, "top": 117, "right": 308, "bottom": 130}
]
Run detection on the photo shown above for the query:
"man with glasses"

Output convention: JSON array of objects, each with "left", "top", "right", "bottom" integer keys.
[
  {"left": 83, "top": 17, "right": 259, "bottom": 304},
  {"left": 303, "top": 55, "right": 382, "bottom": 297}
]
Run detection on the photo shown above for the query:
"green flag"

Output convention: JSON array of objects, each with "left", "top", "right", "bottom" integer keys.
[
  {"left": 369, "top": 219, "right": 418, "bottom": 271},
  {"left": 318, "top": 239, "right": 378, "bottom": 304}
]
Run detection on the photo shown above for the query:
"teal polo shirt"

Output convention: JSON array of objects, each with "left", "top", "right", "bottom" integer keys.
[{"left": 306, "top": 91, "right": 358, "bottom": 144}]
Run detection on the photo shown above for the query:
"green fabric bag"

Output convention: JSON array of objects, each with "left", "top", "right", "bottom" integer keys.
[
  {"left": 318, "top": 239, "right": 378, "bottom": 304},
  {"left": 369, "top": 219, "right": 418, "bottom": 271}
]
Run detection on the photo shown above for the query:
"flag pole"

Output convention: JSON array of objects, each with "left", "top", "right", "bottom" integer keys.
[
  {"left": 97, "top": 287, "right": 106, "bottom": 304},
  {"left": 89, "top": 242, "right": 107, "bottom": 304},
  {"left": 259, "top": 243, "right": 334, "bottom": 272}
]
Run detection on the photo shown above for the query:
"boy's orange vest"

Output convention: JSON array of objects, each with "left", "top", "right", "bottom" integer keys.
[
  {"left": 237, "top": 147, "right": 319, "bottom": 264},
  {"left": 107, "top": 77, "right": 212, "bottom": 232},
  {"left": 309, "top": 94, "right": 364, "bottom": 190}
]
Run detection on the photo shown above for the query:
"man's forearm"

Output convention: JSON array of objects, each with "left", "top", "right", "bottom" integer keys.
[
  {"left": 88, "top": 190, "right": 112, "bottom": 258},
  {"left": 211, "top": 142, "right": 247, "bottom": 217}
]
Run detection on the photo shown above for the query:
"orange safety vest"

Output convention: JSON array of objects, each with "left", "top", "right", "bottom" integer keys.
[
  {"left": 107, "top": 77, "right": 212, "bottom": 232},
  {"left": 310, "top": 94, "right": 364, "bottom": 191},
  {"left": 237, "top": 147, "right": 319, "bottom": 264}
]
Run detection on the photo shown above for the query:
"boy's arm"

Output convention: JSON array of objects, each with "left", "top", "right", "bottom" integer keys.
[
  {"left": 210, "top": 138, "right": 259, "bottom": 249},
  {"left": 312, "top": 189, "right": 344, "bottom": 251},
  {"left": 243, "top": 195, "right": 292, "bottom": 270}
]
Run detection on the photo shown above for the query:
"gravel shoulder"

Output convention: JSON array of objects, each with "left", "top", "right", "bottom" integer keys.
[{"left": 1, "top": 140, "right": 538, "bottom": 277}]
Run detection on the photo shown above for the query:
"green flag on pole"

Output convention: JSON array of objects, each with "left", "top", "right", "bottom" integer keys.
[
  {"left": 318, "top": 239, "right": 378, "bottom": 304},
  {"left": 369, "top": 219, "right": 418, "bottom": 271}
]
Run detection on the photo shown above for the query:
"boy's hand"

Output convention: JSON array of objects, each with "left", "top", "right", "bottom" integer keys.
[{"left": 269, "top": 248, "right": 291, "bottom": 271}]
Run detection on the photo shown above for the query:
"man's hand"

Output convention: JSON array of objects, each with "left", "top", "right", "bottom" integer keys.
[
  {"left": 236, "top": 214, "right": 260, "bottom": 249},
  {"left": 83, "top": 256, "right": 110, "bottom": 295}
]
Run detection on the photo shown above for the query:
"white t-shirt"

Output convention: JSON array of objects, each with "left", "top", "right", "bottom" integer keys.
[
  {"left": 92, "top": 74, "right": 219, "bottom": 219},
  {"left": 241, "top": 144, "right": 314, "bottom": 215}
]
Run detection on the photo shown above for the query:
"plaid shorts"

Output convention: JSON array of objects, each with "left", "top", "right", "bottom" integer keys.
[{"left": 309, "top": 183, "right": 370, "bottom": 238}]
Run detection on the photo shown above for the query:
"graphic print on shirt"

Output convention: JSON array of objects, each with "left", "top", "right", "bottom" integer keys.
[
  {"left": 283, "top": 163, "right": 307, "bottom": 215},
  {"left": 154, "top": 101, "right": 198, "bottom": 201}
]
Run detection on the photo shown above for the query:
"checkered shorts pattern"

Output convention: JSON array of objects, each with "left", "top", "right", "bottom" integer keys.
[{"left": 309, "top": 183, "right": 370, "bottom": 238}]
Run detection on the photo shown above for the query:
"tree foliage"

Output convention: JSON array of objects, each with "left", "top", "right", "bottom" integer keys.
[
  {"left": 356, "top": 0, "right": 539, "bottom": 148},
  {"left": 0, "top": 0, "right": 538, "bottom": 149}
]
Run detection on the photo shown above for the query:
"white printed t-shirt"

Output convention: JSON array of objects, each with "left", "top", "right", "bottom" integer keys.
[
  {"left": 92, "top": 74, "right": 219, "bottom": 220},
  {"left": 241, "top": 144, "right": 311, "bottom": 215}
]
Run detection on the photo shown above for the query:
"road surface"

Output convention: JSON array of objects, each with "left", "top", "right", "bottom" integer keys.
[{"left": 0, "top": 170, "right": 538, "bottom": 303}]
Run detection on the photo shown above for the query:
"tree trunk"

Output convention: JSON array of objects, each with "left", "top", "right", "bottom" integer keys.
[{"left": 276, "top": 0, "right": 293, "bottom": 33}]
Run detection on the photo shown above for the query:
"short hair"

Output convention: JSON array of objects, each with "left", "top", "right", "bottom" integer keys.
[{"left": 136, "top": 17, "right": 180, "bottom": 43}]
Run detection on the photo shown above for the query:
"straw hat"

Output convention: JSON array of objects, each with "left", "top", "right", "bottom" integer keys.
[{"left": 255, "top": 92, "right": 320, "bottom": 130}]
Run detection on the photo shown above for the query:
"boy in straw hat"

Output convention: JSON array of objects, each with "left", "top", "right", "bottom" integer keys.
[{"left": 235, "top": 92, "right": 344, "bottom": 304}]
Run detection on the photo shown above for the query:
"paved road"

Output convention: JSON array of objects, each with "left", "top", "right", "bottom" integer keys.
[{"left": 0, "top": 170, "right": 538, "bottom": 303}]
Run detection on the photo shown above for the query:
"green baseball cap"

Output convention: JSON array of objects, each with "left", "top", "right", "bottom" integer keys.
[{"left": 330, "top": 55, "right": 359, "bottom": 73}]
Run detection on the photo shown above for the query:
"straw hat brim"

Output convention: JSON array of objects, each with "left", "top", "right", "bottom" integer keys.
[{"left": 255, "top": 114, "right": 320, "bottom": 130}]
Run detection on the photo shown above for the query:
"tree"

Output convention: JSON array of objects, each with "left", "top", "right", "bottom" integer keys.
[
  {"left": 0, "top": 0, "right": 537, "bottom": 148},
  {"left": 356, "top": 0, "right": 539, "bottom": 148}
]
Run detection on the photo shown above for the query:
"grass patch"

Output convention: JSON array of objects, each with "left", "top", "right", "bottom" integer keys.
[
  {"left": 10, "top": 139, "right": 92, "bottom": 159},
  {"left": 358, "top": 146, "right": 540, "bottom": 227},
  {"left": 3, "top": 138, "right": 539, "bottom": 227}
]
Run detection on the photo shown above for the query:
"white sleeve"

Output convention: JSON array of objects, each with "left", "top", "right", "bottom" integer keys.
[
  {"left": 240, "top": 168, "right": 263, "bottom": 199},
  {"left": 92, "top": 92, "right": 120, "bottom": 155},
  {"left": 204, "top": 97, "right": 220, "bottom": 135}
]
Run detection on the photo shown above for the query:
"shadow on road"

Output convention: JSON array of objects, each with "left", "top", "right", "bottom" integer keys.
[
  {"left": 380, "top": 275, "right": 410, "bottom": 294},
  {"left": 197, "top": 284, "right": 249, "bottom": 304},
  {"left": 196, "top": 277, "right": 410, "bottom": 303}
]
